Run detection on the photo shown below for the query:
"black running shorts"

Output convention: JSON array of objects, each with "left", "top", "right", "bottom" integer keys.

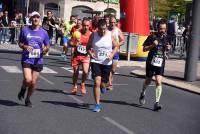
[
  {"left": 146, "top": 61, "right": 165, "bottom": 78},
  {"left": 21, "top": 62, "right": 43, "bottom": 72},
  {"left": 91, "top": 62, "right": 112, "bottom": 83}
]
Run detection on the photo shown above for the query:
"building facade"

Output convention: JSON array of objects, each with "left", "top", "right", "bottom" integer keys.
[{"left": 5, "top": 0, "right": 119, "bottom": 20}]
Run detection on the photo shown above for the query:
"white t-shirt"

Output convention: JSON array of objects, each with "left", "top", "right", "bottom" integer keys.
[{"left": 91, "top": 31, "right": 113, "bottom": 65}]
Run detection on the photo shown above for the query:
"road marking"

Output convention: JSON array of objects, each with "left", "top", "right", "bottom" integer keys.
[
  {"left": 61, "top": 67, "right": 83, "bottom": 74},
  {"left": 149, "top": 84, "right": 155, "bottom": 87},
  {"left": 41, "top": 67, "right": 57, "bottom": 74},
  {"left": 0, "top": 66, "right": 57, "bottom": 74},
  {"left": 112, "top": 84, "right": 128, "bottom": 86},
  {"left": 0, "top": 66, "right": 22, "bottom": 73},
  {"left": 103, "top": 116, "right": 135, "bottom": 134},
  {"left": 0, "top": 80, "right": 10, "bottom": 82},
  {"left": 68, "top": 95, "right": 84, "bottom": 104},
  {"left": 39, "top": 75, "right": 54, "bottom": 85}
]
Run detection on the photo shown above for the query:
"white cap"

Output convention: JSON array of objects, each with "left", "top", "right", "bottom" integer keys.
[{"left": 31, "top": 11, "right": 41, "bottom": 18}]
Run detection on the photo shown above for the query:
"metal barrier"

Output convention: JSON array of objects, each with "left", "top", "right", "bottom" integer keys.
[
  {"left": 0, "top": 26, "right": 21, "bottom": 44},
  {"left": 168, "top": 34, "right": 188, "bottom": 58},
  {"left": 120, "top": 32, "right": 139, "bottom": 61}
]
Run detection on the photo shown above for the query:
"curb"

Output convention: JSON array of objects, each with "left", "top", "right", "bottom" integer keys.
[{"left": 130, "top": 70, "right": 200, "bottom": 95}]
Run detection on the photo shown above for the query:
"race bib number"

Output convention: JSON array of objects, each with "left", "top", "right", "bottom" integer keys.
[
  {"left": 77, "top": 44, "right": 87, "bottom": 54},
  {"left": 96, "top": 50, "right": 109, "bottom": 61},
  {"left": 151, "top": 55, "right": 163, "bottom": 67},
  {"left": 29, "top": 49, "right": 40, "bottom": 58}
]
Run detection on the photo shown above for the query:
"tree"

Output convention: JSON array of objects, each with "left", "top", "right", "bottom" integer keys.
[{"left": 154, "top": 0, "right": 187, "bottom": 19}]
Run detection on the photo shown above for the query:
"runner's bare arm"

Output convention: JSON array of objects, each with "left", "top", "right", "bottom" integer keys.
[
  {"left": 86, "top": 33, "right": 95, "bottom": 58},
  {"left": 118, "top": 29, "right": 125, "bottom": 46},
  {"left": 43, "top": 44, "right": 50, "bottom": 54},
  {"left": 143, "top": 39, "right": 158, "bottom": 52},
  {"left": 19, "top": 43, "right": 33, "bottom": 52},
  {"left": 109, "top": 35, "right": 120, "bottom": 60}
]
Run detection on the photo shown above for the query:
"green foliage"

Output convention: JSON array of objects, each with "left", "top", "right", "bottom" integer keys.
[{"left": 154, "top": 0, "right": 188, "bottom": 19}]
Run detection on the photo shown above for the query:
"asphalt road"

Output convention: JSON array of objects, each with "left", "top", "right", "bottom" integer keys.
[{"left": 0, "top": 52, "right": 200, "bottom": 134}]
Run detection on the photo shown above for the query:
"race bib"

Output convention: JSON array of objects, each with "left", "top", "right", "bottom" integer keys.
[
  {"left": 77, "top": 44, "right": 87, "bottom": 54},
  {"left": 29, "top": 49, "right": 40, "bottom": 58},
  {"left": 96, "top": 50, "right": 109, "bottom": 61},
  {"left": 151, "top": 55, "right": 163, "bottom": 67}
]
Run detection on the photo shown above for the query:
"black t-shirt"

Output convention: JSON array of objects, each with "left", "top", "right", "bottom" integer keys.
[
  {"left": 42, "top": 17, "right": 55, "bottom": 37},
  {"left": 143, "top": 33, "right": 169, "bottom": 64}
]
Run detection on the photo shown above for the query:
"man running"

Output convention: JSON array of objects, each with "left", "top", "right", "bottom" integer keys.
[
  {"left": 87, "top": 19, "right": 119, "bottom": 112},
  {"left": 139, "top": 20, "right": 171, "bottom": 111},
  {"left": 108, "top": 16, "right": 124, "bottom": 90},
  {"left": 61, "top": 15, "right": 76, "bottom": 61},
  {"left": 67, "top": 18, "right": 91, "bottom": 95},
  {"left": 17, "top": 11, "right": 50, "bottom": 107}
]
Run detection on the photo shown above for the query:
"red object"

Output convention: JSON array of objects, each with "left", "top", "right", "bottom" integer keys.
[{"left": 120, "top": 0, "right": 149, "bottom": 36}]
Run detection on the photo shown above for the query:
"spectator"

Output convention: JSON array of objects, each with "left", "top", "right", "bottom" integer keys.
[
  {"left": 182, "top": 25, "right": 191, "bottom": 53},
  {"left": 0, "top": 11, "right": 4, "bottom": 44},
  {"left": 9, "top": 20, "right": 17, "bottom": 44},
  {"left": 1, "top": 11, "right": 10, "bottom": 44},
  {"left": 167, "top": 16, "right": 178, "bottom": 52},
  {"left": 42, "top": 11, "right": 55, "bottom": 44}
]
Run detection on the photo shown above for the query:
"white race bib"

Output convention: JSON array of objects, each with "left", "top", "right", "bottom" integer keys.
[
  {"left": 151, "top": 55, "right": 163, "bottom": 67},
  {"left": 96, "top": 50, "right": 109, "bottom": 61},
  {"left": 77, "top": 44, "right": 87, "bottom": 54},
  {"left": 29, "top": 49, "right": 40, "bottom": 58}
]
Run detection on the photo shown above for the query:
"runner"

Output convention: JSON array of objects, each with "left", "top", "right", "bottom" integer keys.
[
  {"left": 66, "top": 18, "right": 91, "bottom": 95},
  {"left": 17, "top": 11, "right": 50, "bottom": 107},
  {"left": 108, "top": 16, "right": 124, "bottom": 90},
  {"left": 139, "top": 20, "right": 171, "bottom": 111},
  {"left": 87, "top": 19, "right": 119, "bottom": 112},
  {"left": 61, "top": 15, "right": 76, "bottom": 61}
]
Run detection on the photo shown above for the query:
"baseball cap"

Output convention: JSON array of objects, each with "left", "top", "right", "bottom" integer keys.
[{"left": 31, "top": 11, "right": 41, "bottom": 18}]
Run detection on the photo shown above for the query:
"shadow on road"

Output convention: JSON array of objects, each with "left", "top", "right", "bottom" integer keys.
[
  {"left": 37, "top": 88, "right": 83, "bottom": 96},
  {"left": 42, "top": 100, "right": 91, "bottom": 110},
  {"left": 101, "top": 99, "right": 154, "bottom": 111},
  {"left": 0, "top": 99, "right": 23, "bottom": 107}
]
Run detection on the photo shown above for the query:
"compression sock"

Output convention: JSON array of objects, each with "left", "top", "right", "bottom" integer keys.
[{"left": 155, "top": 85, "right": 162, "bottom": 103}]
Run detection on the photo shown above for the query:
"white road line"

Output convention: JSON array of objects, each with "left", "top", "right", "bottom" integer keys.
[
  {"left": 39, "top": 75, "right": 55, "bottom": 85},
  {"left": 68, "top": 95, "right": 84, "bottom": 104},
  {"left": 103, "top": 116, "right": 135, "bottom": 134},
  {"left": 61, "top": 67, "right": 83, "bottom": 74},
  {"left": 149, "top": 84, "right": 155, "bottom": 87},
  {"left": 112, "top": 84, "right": 128, "bottom": 86},
  {"left": 41, "top": 67, "right": 58, "bottom": 74},
  {"left": 0, "top": 80, "right": 10, "bottom": 82},
  {"left": 0, "top": 66, "right": 22, "bottom": 73}
]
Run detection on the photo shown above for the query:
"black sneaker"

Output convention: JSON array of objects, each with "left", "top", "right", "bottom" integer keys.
[
  {"left": 139, "top": 92, "right": 145, "bottom": 105},
  {"left": 25, "top": 98, "right": 33, "bottom": 108},
  {"left": 18, "top": 87, "right": 26, "bottom": 101},
  {"left": 153, "top": 102, "right": 162, "bottom": 111}
]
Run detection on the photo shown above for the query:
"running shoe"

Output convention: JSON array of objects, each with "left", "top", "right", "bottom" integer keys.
[
  {"left": 80, "top": 83, "right": 86, "bottom": 94},
  {"left": 139, "top": 92, "right": 145, "bottom": 105},
  {"left": 25, "top": 98, "right": 33, "bottom": 108},
  {"left": 100, "top": 87, "right": 107, "bottom": 94},
  {"left": 71, "top": 87, "right": 78, "bottom": 95},
  {"left": 61, "top": 52, "right": 65, "bottom": 57},
  {"left": 63, "top": 55, "right": 67, "bottom": 61},
  {"left": 153, "top": 102, "right": 162, "bottom": 111},
  {"left": 93, "top": 104, "right": 101, "bottom": 112},
  {"left": 18, "top": 87, "right": 26, "bottom": 101}
]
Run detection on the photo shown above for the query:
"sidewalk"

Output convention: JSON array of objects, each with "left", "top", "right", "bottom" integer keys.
[
  {"left": 119, "top": 60, "right": 200, "bottom": 94},
  {"left": 1, "top": 43, "right": 200, "bottom": 94}
]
